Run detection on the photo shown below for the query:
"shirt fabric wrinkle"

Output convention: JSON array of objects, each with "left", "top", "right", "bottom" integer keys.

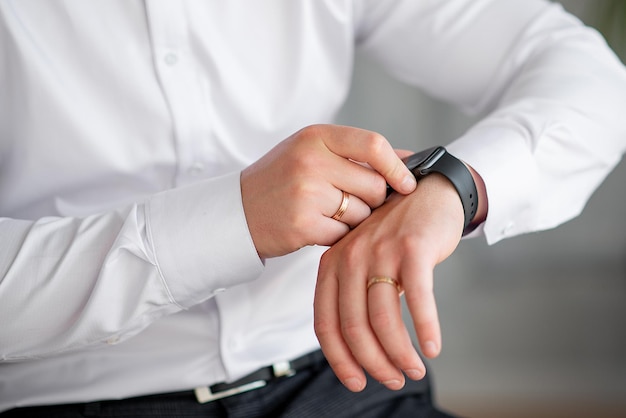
[{"left": 0, "top": 0, "right": 625, "bottom": 411}]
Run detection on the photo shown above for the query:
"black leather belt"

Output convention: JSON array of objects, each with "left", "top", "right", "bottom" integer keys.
[{"left": 194, "top": 350, "right": 325, "bottom": 403}]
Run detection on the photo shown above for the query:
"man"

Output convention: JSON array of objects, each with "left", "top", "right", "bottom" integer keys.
[{"left": 1, "top": 1, "right": 625, "bottom": 416}]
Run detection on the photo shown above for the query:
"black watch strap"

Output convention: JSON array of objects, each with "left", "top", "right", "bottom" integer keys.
[
  {"left": 398, "top": 146, "right": 478, "bottom": 235},
  {"left": 419, "top": 148, "right": 477, "bottom": 234}
]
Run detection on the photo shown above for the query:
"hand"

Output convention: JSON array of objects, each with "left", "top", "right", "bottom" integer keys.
[
  {"left": 241, "top": 124, "right": 417, "bottom": 259},
  {"left": 313, "top": 173, "right": 467, "bottom": 392}
]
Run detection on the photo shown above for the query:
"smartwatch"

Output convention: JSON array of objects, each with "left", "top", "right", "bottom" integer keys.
[{"left": 389, "top": 146, "right": 478, "bottom": 235}]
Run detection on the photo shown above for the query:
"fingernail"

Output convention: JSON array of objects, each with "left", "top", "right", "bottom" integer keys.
[
  {"left": 401, "top": 174, "right": 417, "bottom": 192},
  {"left": 380, "top": 379, "right": 404, "bottom": 390},
  {"left": 405, "top": 369, "right": 425, "bottom": 380},
  {"left": 423, "top": 341, "right": 439, "bottom": 357},
  {"left": 343, "top": 377, "right": 365, "bottom": 392}
]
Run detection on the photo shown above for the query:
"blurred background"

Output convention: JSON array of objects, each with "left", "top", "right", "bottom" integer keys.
[{"left": 335, "top": 1, "right": 626, "bottom": 417}]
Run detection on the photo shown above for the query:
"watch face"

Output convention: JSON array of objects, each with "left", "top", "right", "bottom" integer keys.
[{"left": 402, "top": 146, "right": 445, "bottom": 175}]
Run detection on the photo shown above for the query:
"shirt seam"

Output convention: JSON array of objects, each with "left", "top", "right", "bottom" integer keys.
[{"left": 143, "top": 203, "right": 184, "bottom": 309}]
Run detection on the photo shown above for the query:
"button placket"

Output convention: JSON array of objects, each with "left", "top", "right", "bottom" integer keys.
[
  {"left": 145, "top": 1, "right": 214, "bottom": 186},
  {"left": 163, "top": 52, "right": 178, "bottom": 66}
]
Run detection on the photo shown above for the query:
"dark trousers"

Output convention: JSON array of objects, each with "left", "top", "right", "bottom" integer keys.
[{"left": 1, "top": 351, "right": 457, "bottom": 418}]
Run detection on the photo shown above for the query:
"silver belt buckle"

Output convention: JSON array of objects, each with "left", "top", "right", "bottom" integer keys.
[
  {"left": 194, "top": 380, "right": 266, "bottom": 404},
  {"left": 194, "top": 360, "right": 296, "bottom": 404},
  {"left": 272, "top": 361, "right": 296, "bottom": 378}
]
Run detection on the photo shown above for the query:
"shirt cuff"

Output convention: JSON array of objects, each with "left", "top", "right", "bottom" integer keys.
[
  {"left": 146, "top": 171, "right": 264, "bottom": 307},
  {"left": 447, "top": 124, "right": 538, "bottom": 245}
]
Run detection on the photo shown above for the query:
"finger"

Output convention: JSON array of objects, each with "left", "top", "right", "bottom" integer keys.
[
  {"left": 328, "top": 158, "right": 389, "bottom": 208},
  {"left": 395, "top": 149, "right": 415, "bottom": 159},
  {"left": 314, "top": 216, "right": 350, "bottom": 247},
  {"left": 337, "top": 264, "right": 406, "bottom": 390},
  {"left": 402, "top": 265, "right": 442, "bottom": 359},
  {"left": 314, "top": 256, "right": 367, "bottom": 392},
  {"left": 367, "top": 279, "right": 426, "bottom": 381},
  {"left": 319, "top": 125, "right": 417, "bottom": 195},
  {"left": 326, "top": 190, "right": 371, "bottom": 229}
]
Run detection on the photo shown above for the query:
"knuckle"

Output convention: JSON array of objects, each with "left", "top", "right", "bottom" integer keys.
[
  {"left": 313, "top": 316, "right": 335, "bottom": 340},
  {"left": 369, "top": 240, "right": 389, "bottom": 260},
  {"left": 400, "top": 234, "right": 430, "bottom": 260},
  {"left": 363, "top": 174, "right": 388, "bottom": 206},
  {"left": 363, "top": 132, "right": 388, "bottom": 156},
  {"left": 371, "top": 174, "right": 388, "bottom": 193},
  {"left": 341, "top": 240, "right": 366, "bottom": 268},
  {"left": 341, "top": 318, "right": 364, "bottom": 344},
  {"left": 288, "top": 180, "right": 316, "bottom": 204},
  {"left": 369, "top": 308, "right": 396, "bottom": 331},
  {"left": 405, "top": 281, "right": 434, "bottom": 305},
  {"left": 297, "top": 124, "right": 326, "bottom": 144},
  {"left": 298, "top": 124, "right": 318, "bottom": 138},
  {"left": 318, "top": 249, "right": 334, "bottom": 268},
  {"left": 291, "top": 148, "right": 320, "bottom": 173}
]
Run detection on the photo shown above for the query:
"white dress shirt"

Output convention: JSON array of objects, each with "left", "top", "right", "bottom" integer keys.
[{"left": 1, "top": 0, "right": 625, "bottom": 411}]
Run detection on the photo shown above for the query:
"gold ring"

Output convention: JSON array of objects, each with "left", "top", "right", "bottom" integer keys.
[
  {"left": 367, "top": 276, "right": 404, "bottom": 295},
  {"left": 331, "top": 191, "right": 350, "bottom": 221}
]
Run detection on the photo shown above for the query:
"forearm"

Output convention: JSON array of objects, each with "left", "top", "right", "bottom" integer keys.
[
  {"left": 358, "top": 0, "right": 626, "bottom": 243},
  {"left": 447, "top": 4, "right": 626, "bottom": 243},
  {"left": 0, "top": 172, "right": 263, "bottom": 360},
  {"left": 0, "top": 206, "right": 168, "bottom": 360}
]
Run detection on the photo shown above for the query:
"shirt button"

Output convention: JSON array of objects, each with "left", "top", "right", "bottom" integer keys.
[
  {"left": 501, "top": 222, "right": 515, "bottom": 236},
  {"left": 164, "top": 52, "right": 178, "bottom": 66},
  {"left": 188, "top": 162, "right": 205, "bottom": 176},
  {"left": 229, "top": 338, "right": 243, "bottom": 351},
  {"left": 106, "top": 336, "right": 120, "bottom": 345}
]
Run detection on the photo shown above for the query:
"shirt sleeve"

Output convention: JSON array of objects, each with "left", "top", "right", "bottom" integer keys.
[
  {"left": 0, "top": 171, "right": 264, "bottom": 360},
  {"left": 355, "top": 0, "right": 626, "bottom": 244}
]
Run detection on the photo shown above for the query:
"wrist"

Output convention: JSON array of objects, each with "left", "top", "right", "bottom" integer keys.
[
  {"left": 393, "top": 146, "right": 480, "bottom": 236},
  {"left": 463, "top": 163, "right": 488, "bottom": 235}
]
